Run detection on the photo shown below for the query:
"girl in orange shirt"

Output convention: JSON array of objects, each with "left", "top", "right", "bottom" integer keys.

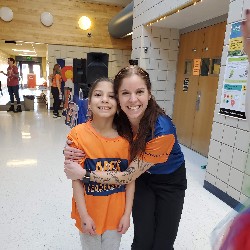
[{"left": 67, "top": 78, "right": 135, "bottom": 250}]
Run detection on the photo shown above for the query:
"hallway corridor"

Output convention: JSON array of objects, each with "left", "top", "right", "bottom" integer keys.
[{"left": 0, "top": 109, "right": 232, "bottom": 250}]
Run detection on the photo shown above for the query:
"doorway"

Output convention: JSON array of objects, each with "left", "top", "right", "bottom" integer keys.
[
  {"left": 18, "top": 61, "right": 42, "bottom": 88},
  {"left": 173, "top": 22, "right": 226, "bottom": 157}
]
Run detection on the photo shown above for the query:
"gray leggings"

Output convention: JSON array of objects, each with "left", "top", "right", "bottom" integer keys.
[{"left": 79, "top": 230, "right": 121, "bottom": 250}]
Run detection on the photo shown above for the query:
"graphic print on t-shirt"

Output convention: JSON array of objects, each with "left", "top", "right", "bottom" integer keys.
[{"left": 84, "top": 158, "right": 128, "bottom": 196}]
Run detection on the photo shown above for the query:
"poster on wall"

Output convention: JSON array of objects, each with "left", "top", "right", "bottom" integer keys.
[{"left": 219, "top": 21, "right": 248, "bottom": 119}]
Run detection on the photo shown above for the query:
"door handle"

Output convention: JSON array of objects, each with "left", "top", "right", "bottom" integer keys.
[{"left": 196, "top": 91, "right": 201, "bottom": 111}]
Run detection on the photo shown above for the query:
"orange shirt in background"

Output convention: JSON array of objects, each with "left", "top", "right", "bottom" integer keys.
[{"left": 52, "top": 74, "right": 61, "bottom": 88}]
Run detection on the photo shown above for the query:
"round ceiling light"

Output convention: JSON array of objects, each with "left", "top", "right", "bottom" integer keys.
[
  {"left": 0, "top": 7, "right": 14, "bottom": 22},
  {"left": 41, "top": 12, "right": 53, "bottom": 27},
  {"left": 78, "top": 16, "right": 91, "bottom": 30}
]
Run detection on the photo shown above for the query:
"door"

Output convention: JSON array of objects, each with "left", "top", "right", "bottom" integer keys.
[
  {"left": 33, "top": 64, "right": 41, "bottom": 85},
  {"left": 173, "top": 22, "right": 226, "bottom": 156},
  {"left": 19, "top": 61, "right": 42, "bottom": 87},
  {"left": 173, "top": 29, "right": 204, "bottom": 147},
  {"left": 191, "top": 75, "right": 219, "bottom": 155},
  {"left": 20, "top": 63, "right": 30, "bottom": 87},
  {"left": 191, "top": 23, "right": 226, "bottom": 156}
]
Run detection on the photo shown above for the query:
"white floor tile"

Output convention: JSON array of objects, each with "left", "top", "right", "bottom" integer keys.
[{"left": 0, "top": 108, "right": 233, "bottom": 250}]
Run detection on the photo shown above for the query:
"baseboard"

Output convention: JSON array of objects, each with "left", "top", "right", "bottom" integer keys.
[{"left": 203, "top": 180, "right": 244, "bottom": 212}]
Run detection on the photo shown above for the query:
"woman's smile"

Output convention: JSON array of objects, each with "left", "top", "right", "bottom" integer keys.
[{"left": 118, "top": 75, "right": 151, "bottom": 122}]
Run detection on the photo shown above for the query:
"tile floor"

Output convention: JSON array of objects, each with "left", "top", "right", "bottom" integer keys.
[{"left": 0, "top": 93, "right": 233, "bottom": 250}]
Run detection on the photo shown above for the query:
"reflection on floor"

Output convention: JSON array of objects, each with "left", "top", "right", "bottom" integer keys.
[
  {"left": 0, "top": 105, "right": 232, "bottom": 250},
  {"left": 0, "top": 87, "right": 49, "bottom": 111}
]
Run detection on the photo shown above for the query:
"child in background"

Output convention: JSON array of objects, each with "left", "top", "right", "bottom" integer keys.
[{"left": 67, "top": 78, "right": 134, "bottom": 250}]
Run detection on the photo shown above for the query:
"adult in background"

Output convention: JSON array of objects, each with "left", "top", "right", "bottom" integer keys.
[
  {"left": 64, "top": 65, "right": 187, "bottom": 250},
  {"left": 50, "top": 64, "right": 62, "bottom": 118},
  {"left": 0, "top": 58, "right": 22, "bottom": 112}
]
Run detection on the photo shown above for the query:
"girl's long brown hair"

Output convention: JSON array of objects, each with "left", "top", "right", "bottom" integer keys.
[
  {"left": 87, "top": 77, "right": 118, "bottom": 124},
  {"left": 114, "top": 66, "right": 166, "bottom": 161}
]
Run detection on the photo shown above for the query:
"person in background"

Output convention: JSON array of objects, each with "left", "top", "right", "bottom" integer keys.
[
  {"left": 0, "top": 58, "right": 22, "bottom": 112},
  {"left": 0, "top": 80, "right": 3, "bottom": 96},
  {"left": 67, "top": 78, "right": 134, "bottom": 250},
  {"left": 50, "top": 64, "right": 62, "bottom": 118},
  {"left": 64, "top": 66, "right": 187, "bottom": 250}
]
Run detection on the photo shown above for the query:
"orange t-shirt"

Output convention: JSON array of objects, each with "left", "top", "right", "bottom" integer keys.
[
  {"left": 52, "top": 74, "right": 61, "bottom": 88},
  {"left": 67, "top": 121, "right": 129, "bottom": 235}
]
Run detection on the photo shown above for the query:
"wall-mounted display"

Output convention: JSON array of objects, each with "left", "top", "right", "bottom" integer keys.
[{"left": 219, "top": 21, "right": 248, "bottom": 119}]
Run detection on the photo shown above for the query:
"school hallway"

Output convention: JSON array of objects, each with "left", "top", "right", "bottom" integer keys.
[{"left": 0, "top": 104, "right": 232, "bottom": 250}]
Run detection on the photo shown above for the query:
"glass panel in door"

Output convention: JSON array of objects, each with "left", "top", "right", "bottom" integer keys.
[
  {"left": 22, "top": 64, "right": 30, "bottom": 87},
  {"left": 33, "top": 64, "right": 41, "bottom": 85}
]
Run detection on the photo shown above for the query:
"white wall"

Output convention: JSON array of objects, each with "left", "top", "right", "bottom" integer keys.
[
  {"left": 205, "top": 0, "right": 250, "bottom": 204},
  {"left": 133, "top": 1, "right": 181, "bottom": 116},
  {"left": 0, "top": 50, "right": 9, "bottom": 88},
  {"left": 133, "top": 0, "right": 250, "bottom": 204},
  {"left": 133, "top": 0, "right": 192, "bottom": 28},
  {"left": 47, "top": 45, "right": 131, "bottom": 79}
]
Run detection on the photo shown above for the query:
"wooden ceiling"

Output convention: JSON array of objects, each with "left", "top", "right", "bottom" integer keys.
[
  {"left": 0, "top": 0, "right": 132, "bottom": 57},
  {"left": 0, "top": 40, "right": 47, "bottom": 58},
  {"left": 83, "top": 0, "right": 131, "bottom": 7}
]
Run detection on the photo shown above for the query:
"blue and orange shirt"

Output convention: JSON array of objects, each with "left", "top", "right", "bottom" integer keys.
[
  {"left": 140, "top": 115, "right": 184, "bottom": 174},
  {"left": 67, "top": 121, "right": 129, "bottom": 235}
]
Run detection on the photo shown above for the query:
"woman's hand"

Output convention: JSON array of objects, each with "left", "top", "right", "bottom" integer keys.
[
  {"left": 63, "top": 140, "right": 85, "bottom": 161},
  {"left": 64, "top": 160, "right": 86, "bottom": 180},
  {"left": 242, "top": 9, "right": 250, "bottom": 59},
  {"left": 117, "top": 214, "right": 130, "bottom": 234},
  {"left": 81, "top": 215, "right": 96, "bottom": 236}
]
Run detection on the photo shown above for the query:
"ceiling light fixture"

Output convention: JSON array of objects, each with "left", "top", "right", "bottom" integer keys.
[
  {"left": 12, "top": 49, "right": 35, "bottom": 52},
  {"left": 40, "top": 12, "right": 54, "bottom": 27},
  {"left": 146, "top": 0, "right": 202, "bottom": 27},
  {"left": 78, "top": 16, "right": 91, "bottom": 30},
  {"left": 0, "top": 7, "right": 13, "bottom": 22}
]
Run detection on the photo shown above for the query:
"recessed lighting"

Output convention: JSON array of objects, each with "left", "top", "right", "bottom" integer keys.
[{"left": 12, "top": 49, "right": 35, "bottom": 52}]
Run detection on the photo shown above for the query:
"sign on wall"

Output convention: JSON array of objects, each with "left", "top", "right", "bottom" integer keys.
[
  {"left": 193, "top": 59, "right": 201, "bottom": 76},
  {"left": 219, "top": 21, "right": 248, "bottom": 119}
]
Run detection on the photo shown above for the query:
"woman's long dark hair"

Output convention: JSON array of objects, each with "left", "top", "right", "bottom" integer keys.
[
  {"left": 53, "top": 64, "right": 61, "bottom": 76},
  {"left": 114, "top": 66, "right": 165, "bottom": 161}
]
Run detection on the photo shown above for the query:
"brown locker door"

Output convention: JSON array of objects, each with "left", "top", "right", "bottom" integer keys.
[
  {"left": 173, "top": 29, "right": 204, "bottom": 147},
  {"left": 191, "top": 22, "right": 226, "bottom": 156}
]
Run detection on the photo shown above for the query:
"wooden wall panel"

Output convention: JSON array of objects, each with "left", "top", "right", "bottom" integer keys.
[
  {"left": 0, "top": 0, "right": 132, "bottom": 50},
  {"left": 0, "top": 50, "right": 10, "bottom": 87}
]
